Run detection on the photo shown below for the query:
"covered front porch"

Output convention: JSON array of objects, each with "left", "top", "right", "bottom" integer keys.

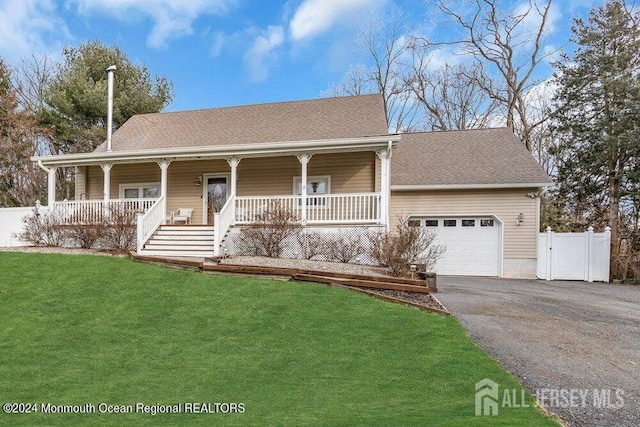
[{"left": 36, "top": 135, "right": 397, "bottom": 256}]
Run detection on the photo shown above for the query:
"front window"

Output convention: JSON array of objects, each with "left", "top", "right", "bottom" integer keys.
[
  {"left": 120, "top": 183, "right": 160, "bottom": 199},
  {"left": 294, "top": 176, "right": 330, "bottom": 205}
]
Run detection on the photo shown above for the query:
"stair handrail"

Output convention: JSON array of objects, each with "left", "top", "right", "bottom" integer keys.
[
  {"left": 136, "top": 195, "right": 166, "bottom": 253},
  {"left": 214, "top": 194, "right": 235, "bottom": 256}
]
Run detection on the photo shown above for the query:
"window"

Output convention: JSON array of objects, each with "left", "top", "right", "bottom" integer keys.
[
  {"left": 293, "top": 176, "right": 330, "bottom": 206},
  {"left": 481, "top": 219, "right": 495, "bottom": 227},
  {"left": 408, "top": 219, "right": 421, "bottom": 227},
  {"left": 424, "top": 219, "right": 439, "bottom": 227},
  {"left": 462, "top": 219, "right": 476, "bottom": 227},
  {"left": 119, "top": 183, "right": 160, "bottom": 199},
  {"left": 443, "top": 219, "right": 457, "bottom": 227}
]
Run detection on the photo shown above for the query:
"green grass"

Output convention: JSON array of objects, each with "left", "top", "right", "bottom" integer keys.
[{"left": 0, "top": 252, "right": 557, "bottom": 426}]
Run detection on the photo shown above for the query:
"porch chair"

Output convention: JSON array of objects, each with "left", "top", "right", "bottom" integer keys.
[{"left": 170, "top": 208, "right": 193, "bottom": 225}]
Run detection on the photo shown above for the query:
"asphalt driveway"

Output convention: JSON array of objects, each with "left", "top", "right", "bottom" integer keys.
[{"left": 436, "top": 276, "right": 640, "bottom": 426}]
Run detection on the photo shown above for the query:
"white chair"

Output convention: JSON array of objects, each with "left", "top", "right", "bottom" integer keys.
[{"left": 170, "top": 208, "right": 193, "bottom": 225}]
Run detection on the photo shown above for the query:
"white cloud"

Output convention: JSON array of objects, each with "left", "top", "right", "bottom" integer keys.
[
  {"left": 244, "top": 25, "right": 284, "bottom": 82},
  {"left": 289, "top": 0, "right": 386, "bottom": 41},
  {"left": 70, "top": 0, "right": 238, "bottom": 49},
  {"left": 0, "top": 0, "right": 71, "bottom": 62}
]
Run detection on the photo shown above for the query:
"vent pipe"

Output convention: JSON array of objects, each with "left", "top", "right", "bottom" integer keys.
[{"left": 106, "top": 65, "right": 116, "bottom": 152}]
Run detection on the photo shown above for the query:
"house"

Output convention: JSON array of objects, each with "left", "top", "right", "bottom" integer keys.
[{"left": 30, "top": 94, "right": 551, "bottom": 278}]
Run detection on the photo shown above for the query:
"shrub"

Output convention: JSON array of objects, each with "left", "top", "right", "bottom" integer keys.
[
  {"left": 322, "top": 233, "right": 365, "bottom": 263},
  {"left": 17, "top": 203, "right": 65, "bottom": 246},
  {"left": 100, "top": 204, "right": 138, "bottom": 252},
  {"left": 239, "top": 201, "right": 301, "bottom": 257},
  {"left": 368, "top": 216, "right": 445, "bottom": 276},
  {"left": 65, "top": 225, "right": 105, "bottom": 249},
  {"left": 296, "top": 229, "right": 325, "bottom": 260}
]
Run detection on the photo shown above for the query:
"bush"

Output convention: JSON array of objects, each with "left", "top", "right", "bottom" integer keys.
[
  {"left": 239, "top": 201, "right": 301, "bottom": 257},
  {"left": 100, "top": 205, "right": 138, "bottom": 252},
  {"left": 17, "top": 203, "right": 65, "bottom": 246},
  {"left": 296, "top": 229, "right": 325, "bottom": 260},
  {"left": 65, "top": 225, "right": 105, "bottom": 249},
  {"left": 322, "top": 233, "right": 365, "bottom": 263},
  {"left": 368, "top": 217, "right": 445, "bottom": 276}
]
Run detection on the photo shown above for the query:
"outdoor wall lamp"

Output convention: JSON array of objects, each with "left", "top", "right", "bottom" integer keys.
[
  {"left": 516, "top": 213, "right": 524, "bottom": 226},
  {"left": 195, "top": 176, "right": 202, "bottom": 186}
]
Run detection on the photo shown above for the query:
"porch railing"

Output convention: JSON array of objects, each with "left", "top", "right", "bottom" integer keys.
[
  {"left": 136, "top": 196, "right": 166, "bottom": 253},
  {"left": 214, "top": 195, "right": 235, "bottom": 256},
  {"left": 234, "top": 193, "right": 381, "bottom": 225},
  {"left": 52, "top": 198, "right": 157, "bottom": 225},
  {"left": 235, "top": 195, "right": 300, "bottom": 224}
]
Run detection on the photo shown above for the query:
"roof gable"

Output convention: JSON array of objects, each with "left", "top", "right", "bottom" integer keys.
[
  {"left": 95, "top": 94, "right": 388, "bottom": 153},
  {"left": 391, "top": 128, "right": 551, "bottom": 187}
]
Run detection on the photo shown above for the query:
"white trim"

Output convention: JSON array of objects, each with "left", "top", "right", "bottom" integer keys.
[
  {"left": 391, "top": 183, "right": 551, "bottom": 190},
  {"left": 404, "top": 213, "right": 504, "bottom": 277},
  {"left": 201, "top": 173, "right": 231, "bottom": 225},
  {"left": 32, "top": 135, "right": 401, "bottom": 167},
  {"left": 118, "top": 182, "right": 161, "bottom": 199}
]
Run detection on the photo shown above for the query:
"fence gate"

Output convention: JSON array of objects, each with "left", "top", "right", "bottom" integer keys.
[{"left": 537, "top": 226, "right": 611, "bottom": 282}]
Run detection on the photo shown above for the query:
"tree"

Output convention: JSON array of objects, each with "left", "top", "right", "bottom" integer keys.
[
  {"left": 325, "top": 13, "right": 419, "bottom": 132},
  {"left": 0, "top": 58, "right": 47, "bottom": 206},
  {"left": 436, "top": 0, "right": 554, "bottom": 150},
  {"left": 551, "top": 0, "right": 640, "bottom": 276},
  {"left": 404, "top": 39, "right": 499, "bottom": 130},
  {"left": 42, "top": 40, "right": 174, "bottom": 155}
]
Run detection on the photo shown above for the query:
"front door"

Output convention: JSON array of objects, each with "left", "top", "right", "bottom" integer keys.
[{"left": 205, "top": 176, "right": 228, "bottom": 225}]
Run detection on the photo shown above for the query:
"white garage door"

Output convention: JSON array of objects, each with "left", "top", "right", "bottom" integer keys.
[{"left": 410, "top": 217, "right": 501, "bottom": 276}]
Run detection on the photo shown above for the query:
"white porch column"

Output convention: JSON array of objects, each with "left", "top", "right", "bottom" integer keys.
[
  {"left": 158, "top": 161, "right": 171, "bottom": 198},
  {"left": 226, "top": 157, "right": 241, "bottom": 196},
  {"left": 297, "top": 154, "right": 312, "bottom": 225},
  {"left": 101, "top": 164, "right": 112, "bottom": 203},
  {"left": 47, "top": 167, "right": 57, "bottom": 207},
  {"left": 226, "top": 157, "right": 241, "bottom": 224},
  {"left": 376, "top": 149, "right": 391, "bottom": 230}
]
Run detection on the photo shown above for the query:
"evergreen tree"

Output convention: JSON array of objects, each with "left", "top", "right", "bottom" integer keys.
[
  {"left": 41, "top": 40, "right": 174, "bottom": 154},
  {"left": 552, "top": 0, "right": 640, "bottom": 275}
]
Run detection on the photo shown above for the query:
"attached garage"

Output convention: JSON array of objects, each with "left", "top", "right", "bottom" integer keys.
[
  {"left": 388, "top": 128, "right": 552, "bottom": 279},
  {"left": 409, "top": 216, "right": 502, "bottom": 276}
]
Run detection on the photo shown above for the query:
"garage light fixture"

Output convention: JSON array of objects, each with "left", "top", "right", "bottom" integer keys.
[{"left": 516, "top": 213, "right": 524, "bottom": 226}]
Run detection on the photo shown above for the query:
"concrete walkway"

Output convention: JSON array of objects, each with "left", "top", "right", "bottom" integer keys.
[{"left": 436, "top": 276, "right": 640, "bottom": 427}]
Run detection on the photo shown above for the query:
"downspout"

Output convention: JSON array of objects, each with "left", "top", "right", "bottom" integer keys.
[
  {"left": 37, "top": 160, "right": 56, "bottom": 208},
  {"left": 385, "top": 140, "right": 393, "bottom": 231},
  {"left": 36, "top": 159, "right": 51, "bottom": 174},
  {"left": 106, "top": 65, "right": 116, "bottom": 152}
]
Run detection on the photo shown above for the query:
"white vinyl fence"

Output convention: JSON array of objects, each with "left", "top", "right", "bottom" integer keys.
[
  {"left": 537, "top": 226, "right": 611, "bottom": 282},
  {"left": 0, "top": 206, "right": 36, "bottom": 247}
]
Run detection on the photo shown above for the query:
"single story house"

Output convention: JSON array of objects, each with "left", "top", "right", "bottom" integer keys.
[{"left": 31, "top": 94, "right": 550, "bottom": 278}]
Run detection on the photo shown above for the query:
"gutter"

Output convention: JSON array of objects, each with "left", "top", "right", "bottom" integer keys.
[
  {"left": 390, "top": 182, "right": 552, "bottom": 191},
  {"left": 36, "top": 160, "right": 52, "bottom": 174},
  {"left": 32, "top": 135, "right": 401, "bottom": 167}
]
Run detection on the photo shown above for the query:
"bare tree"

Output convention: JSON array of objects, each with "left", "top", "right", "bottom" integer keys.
[
  {"left": 0, "top": 57, "right": 48, "bottom": 207},
  {"left": 14, "top": 53, "right": 54, "bottom": 116},
  {"left": 324, "top": 13, "right": 420, "bottom": 132},
  {"left": 436, "top": 0, "right": 555, "bottom": 149},
  {"left": 404, "top": 39, "right": 500, "bottom": 130}
]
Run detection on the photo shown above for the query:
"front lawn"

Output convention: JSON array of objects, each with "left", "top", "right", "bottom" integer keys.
[{"left": 0, "top": 252, "right": 557, "bottom": 426}]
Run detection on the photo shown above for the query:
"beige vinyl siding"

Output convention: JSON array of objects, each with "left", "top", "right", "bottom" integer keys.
[
  {"left": 85, "top": 152, "right": 375, "bottom": 225},
  {"left": 390, "top": 188, "right": 539, "bottom": 259},
  {"left": 74, "top": 166, "right": 87, "bottom": 200},
  {"left": 236, "top": 152, "right": 374, "bottom": 195}
]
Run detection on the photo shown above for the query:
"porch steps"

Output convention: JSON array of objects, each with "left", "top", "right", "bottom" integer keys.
[{"left": 139, "top": 225, "right": 216, "bottom": 258}]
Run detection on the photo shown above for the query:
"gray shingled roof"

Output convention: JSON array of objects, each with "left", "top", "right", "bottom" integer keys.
[
  {"left": 391, "top": 128, "right": 551, "bottom": 186},
  {"left": 95, "top": 94, "right": 388, "bottom": 152}
]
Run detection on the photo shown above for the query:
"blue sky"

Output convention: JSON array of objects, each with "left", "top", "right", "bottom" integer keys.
[{"left": 0, "top": 0, "right": 603, "bottom": 112}]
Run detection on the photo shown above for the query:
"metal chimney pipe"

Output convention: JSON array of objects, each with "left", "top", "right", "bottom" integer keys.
[{"left": 106, "top": 65, "right": 117, "bottom": 152}]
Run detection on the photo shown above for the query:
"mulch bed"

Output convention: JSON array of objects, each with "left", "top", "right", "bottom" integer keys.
[{"left": 351, "top": 287, "right": 449, "bottom": 315}]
